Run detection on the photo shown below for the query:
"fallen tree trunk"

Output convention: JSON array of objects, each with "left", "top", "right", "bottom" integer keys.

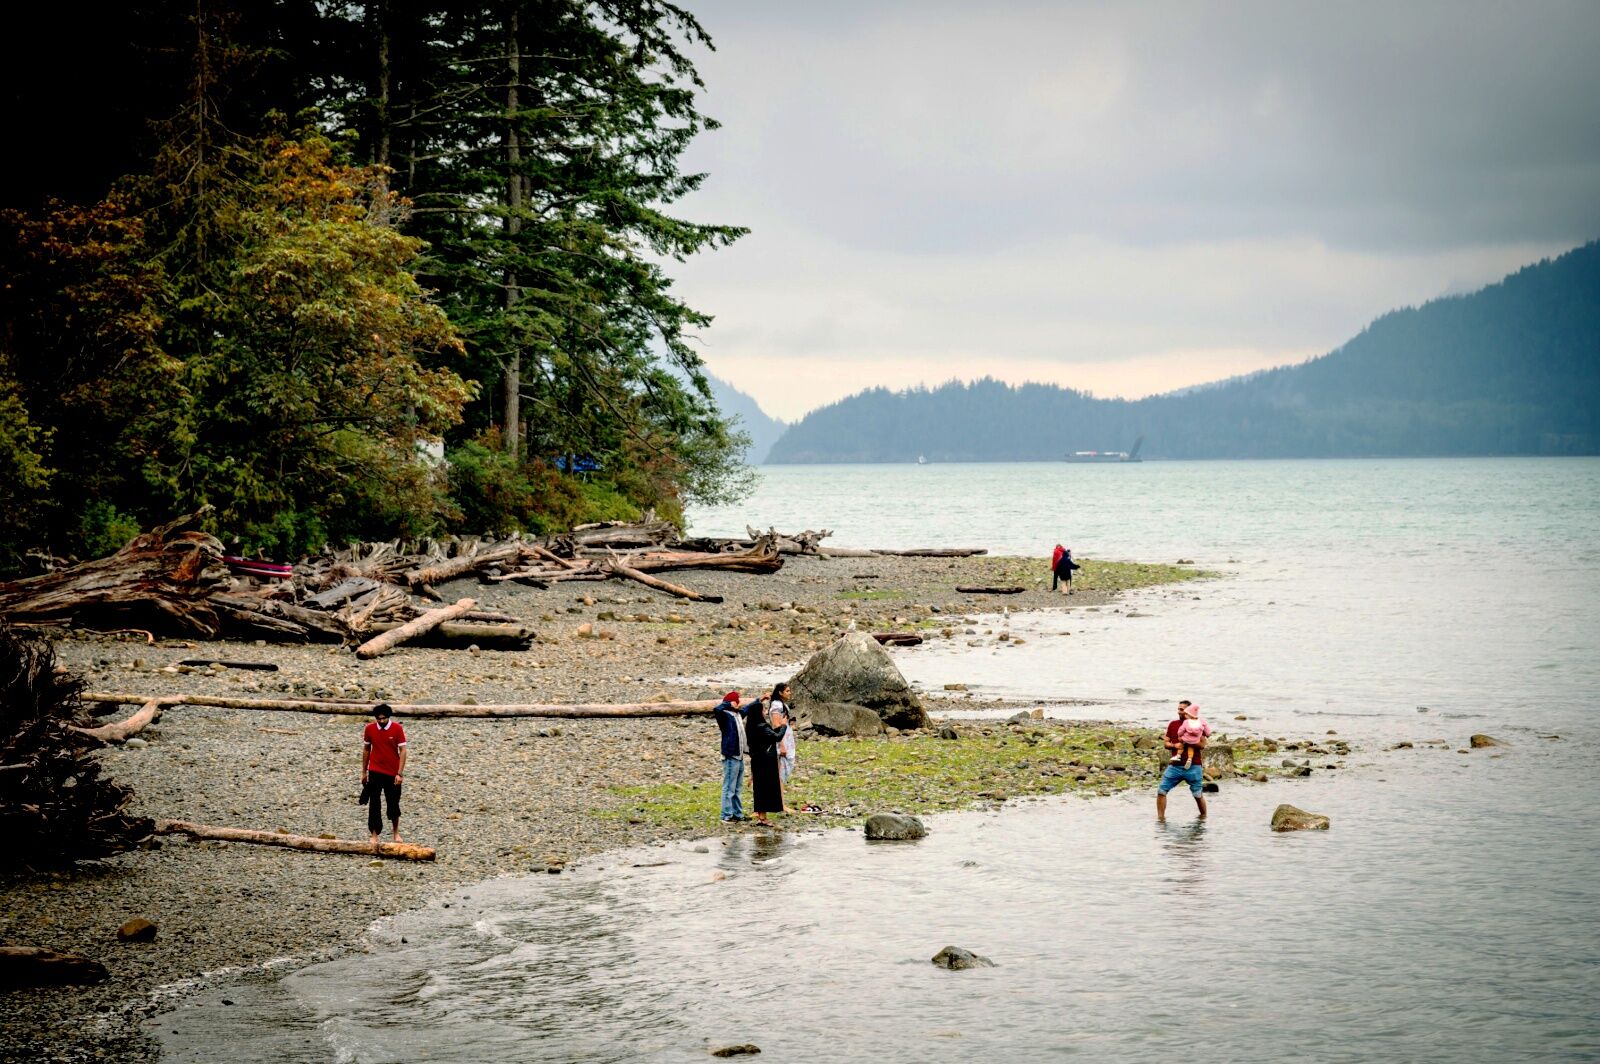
[
  {"left": 360, "top": 619, "right": 534, "bottom": 650},
  {"left": 86, "top": 691, "right": 719, "bottom": 718},
  {"left": 955, "top": 585, "right": 1025, "bottom": 594},
  {"left": 0, "top": 946, "right": 109, "bottom": 987},
  {"left": 69, "top": 699, "right": 170, "bottom": 743},
  {"left": 152, "top": 820, "right": 435, "bottom": 861},
  {"left": 874, "top": 547, "right": 988, "bottom": 557},
  {"left": 355, "top": 598, "right": 475, "bottom": 659},
  {"left": 570, "top": 520, "right": 677, "bottom": 548},
  {"left": 404, "top": 544, "right": 525, "bottom": 589},
  {"left": 604, "top": 557, "right": 724, "bottom": 603},
  {"left": 0, "top": 509, "right": 226, "bottom": 637},
  {"left": 620, "top": 536, "right": 783, "bottom": 575}
]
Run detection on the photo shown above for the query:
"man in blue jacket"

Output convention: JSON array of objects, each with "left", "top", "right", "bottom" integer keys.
[{"left": 714, "top": 691, "right": 749, "bottom": 822}]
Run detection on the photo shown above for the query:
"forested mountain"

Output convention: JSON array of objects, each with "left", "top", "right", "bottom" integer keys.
[
  {"left": 0, "top": 1, "right": 751, "bottom": 574},
  {"left": 768, "top": 241, "right": 1600, "bottom": 462},
  {"left": 706, "top": 374, "right": 786, "bottom": 463}
]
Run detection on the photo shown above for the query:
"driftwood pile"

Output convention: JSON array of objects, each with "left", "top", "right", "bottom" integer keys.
[
  {"left": 0, "top": 624, "right": 152, "bottom": 870},
  {"left": 0, "top": 513, "right": 989, "bottom": 651}
]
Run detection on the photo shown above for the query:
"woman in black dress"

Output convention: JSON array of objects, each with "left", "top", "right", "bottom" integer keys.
[{"left": 743, "top": 695, "right": 789, "bottom": 825}]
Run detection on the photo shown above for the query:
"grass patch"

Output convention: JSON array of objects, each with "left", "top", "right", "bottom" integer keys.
[
  {"left": 603, "top": 724, "right": 1281, "bottom": 831},
  {"left": 836, "top": 588, "right": 909, "bottom": 600}
]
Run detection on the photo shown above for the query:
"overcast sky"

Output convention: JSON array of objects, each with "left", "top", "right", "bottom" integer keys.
[{"left": 668, "top": 1, "right": 1600, "bottom": 421}]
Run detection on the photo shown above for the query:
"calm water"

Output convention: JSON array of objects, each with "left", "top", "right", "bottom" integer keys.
[{"left": 156, "top": 459, "right": 1600, "bottom": 1063}]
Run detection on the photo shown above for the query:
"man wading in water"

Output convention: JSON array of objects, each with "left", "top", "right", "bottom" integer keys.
[
  {"left": 360, "top": 703, "right": 407, "bottom": 846},
  {"left": 1156, "top": 700, "right": 1208, "bottom": 820}
]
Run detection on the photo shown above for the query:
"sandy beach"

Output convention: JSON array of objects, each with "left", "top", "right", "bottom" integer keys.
[{"left": 1, "top": 552, "right": 1213, "bottom": 1062}]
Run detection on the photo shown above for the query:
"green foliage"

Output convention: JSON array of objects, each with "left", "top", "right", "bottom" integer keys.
[
  {"left": 0, "top": 4, "right": 759, "bottom": 572},
  {"left": 447, "top": 438, "right": 542, "bottom": 536},
  {"left": 74, "top": 502, "right": 145, "bottom": 561}
]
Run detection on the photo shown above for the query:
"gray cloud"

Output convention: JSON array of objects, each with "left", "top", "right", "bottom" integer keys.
[{"left": 670, "top": 0, "right": 1600, "bottom": 418}]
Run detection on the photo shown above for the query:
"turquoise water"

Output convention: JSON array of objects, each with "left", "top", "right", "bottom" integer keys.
[{"left": 156, "top": 459, "right": 1600, "bottom": 1062}]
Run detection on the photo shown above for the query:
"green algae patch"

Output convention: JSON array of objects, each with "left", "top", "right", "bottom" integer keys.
[{"left": 603, "top": 723, "right": 1281, "bottom": 831}]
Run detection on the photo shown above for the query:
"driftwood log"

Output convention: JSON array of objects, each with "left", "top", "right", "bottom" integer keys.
[
  {"left": 360, "top": 619, "right": 533, "bottom": 650},
  {"left": 955, "top": 585, "right": 1025, "bottom": 594},
  {"left": 69, "top": 698, "right": 172, "bottom": 744},
  {"left": 875, "top": 547, "right": 988, "bottom": 557},
  {"left": 0, "top": 509, "right": 227, "bottom": 636},
  {"left": 153, "top": 820, "right": 435, "bottom": 861},
  {"left": 872, "top": 632, "right": 925, "bottom": 646},
  {"left": 86, "top": 692, "right": 719, "bottom": 719},
  {"left": 404, "top": 544, "right": 524, "bottom": 589},
  {"left": 355, "top": 598, "right": 475, "bottom": 658},
  {"left": 0, "top": 946, "right": 109, "bottom": 987},
  {"left": 603, "top": 556, "right": 724, "bottom": 603}
]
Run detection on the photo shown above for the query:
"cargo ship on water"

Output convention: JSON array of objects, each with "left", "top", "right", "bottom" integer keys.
[{"left": 1063, "top": 436, "right": 1143, "bottom": 463}]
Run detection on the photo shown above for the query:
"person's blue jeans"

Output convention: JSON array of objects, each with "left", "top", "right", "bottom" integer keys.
[
  {"left": 721, "top": 757, "right": 745, "bottom": 819},
  {"left": 1158, "top": 763, "right": 1205, "bottom": 796}
]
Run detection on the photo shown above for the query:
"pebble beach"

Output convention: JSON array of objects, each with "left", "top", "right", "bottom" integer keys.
[{"left": 1, "top": 552, "right": 1201, "bottom": 1062}]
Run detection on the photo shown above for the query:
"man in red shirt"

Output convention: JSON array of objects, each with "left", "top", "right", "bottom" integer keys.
[
  {"left": 361, "top": 703, "right": 408, "bottom": 846},
  {"left": 1156, "top": 700, "right": 1207, "bottom": 821}
]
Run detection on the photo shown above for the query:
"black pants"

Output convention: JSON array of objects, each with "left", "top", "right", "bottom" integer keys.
[
  {"left": 1052, "top": 565, "right": 1072, "bottom": 590},
  {"left": 364, "top": 772, "right": 401, "bottom": 834}
]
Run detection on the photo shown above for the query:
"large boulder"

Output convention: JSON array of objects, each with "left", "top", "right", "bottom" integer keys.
[
  {"left": 1469, "top": 734, "right": 1506, "bottom": 748},
  {"left": 1203, "top": 743, "right": 1236, "bottom": 779},
  {"left": 805, "top": 702, "right": 886, "bottom": 737},
  {"left": 864, "top": 813, "right": 927, "bottom": 840},
  {"left": 930, "top": 945, "right": 995, "bottom": 970},
  {"left": 1270, "top": 804, "right": 1330, "bottom": 832},
  {"left": 790, "top": 632, "right": 927, "bottom": 729}
]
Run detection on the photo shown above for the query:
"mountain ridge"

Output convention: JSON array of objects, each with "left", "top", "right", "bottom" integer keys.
[{"left": 766, "top": 240, "right": 1600, "bottom": 462}]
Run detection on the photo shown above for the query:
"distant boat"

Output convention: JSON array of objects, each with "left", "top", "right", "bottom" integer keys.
[
  {"left": 1063, "top": 436, "right": 1143, "bottom": 463},
  {"left": 917, "top": 454, "right": 927, "bottom": 464}
]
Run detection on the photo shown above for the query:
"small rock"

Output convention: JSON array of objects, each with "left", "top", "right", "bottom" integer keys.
[
  {"left": 1391, "top": 741, "right": 1413, "bottom": 750},
  {"left": 124, "top": 738, "right": 149, "bottom": 749},
  {"left": 576, "top": 623, "right": 595, "bottom": 638},
  {"left": 1291, "top": 765, "right": 1313, "bottom": 777},
  {"left": 117, "top": 917, "right": 157, "bottom": 943},
  {"left": 1234, "top": 715, "right": 1247, "bottom": 721},
  {"left": 1469, "top": 734, "right": 1506, "bottom": 748},
  {"left": 1270, "top": 804, "right": 1330, "bottom": 832},
  {"left": 864, "top": 813, "right": 927, "bottom": 840},
  {"left": 930, "top": 945, "right": 995, "bottom": 970},
  {"left": 943, "top": 683, "right": 969, "bottom": 692},
  {"left": 938, "top": 726, "right": 960, "bottom": 740},
  {"left": 711, "top": 1045, "right": 761, "bottom": 1058},
  {"left": 1201, "top": 782, "right": 1220, "bottom": 793}
]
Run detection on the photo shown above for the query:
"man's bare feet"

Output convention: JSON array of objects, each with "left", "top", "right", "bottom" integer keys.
[
  {"left": 370, "top": 833, "right": 381, "bottom": 848},
  {"left": 392, "top": 830, "right": 404, "bottom": 843}
]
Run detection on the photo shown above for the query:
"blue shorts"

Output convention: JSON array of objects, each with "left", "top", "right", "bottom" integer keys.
[{"left": 1158, "top": 763, "right": 1205, "bottom": 796}]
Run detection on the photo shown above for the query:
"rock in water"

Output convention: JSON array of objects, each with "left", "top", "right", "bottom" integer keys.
[
  {"left": 931, "top": 945, "right": 995, "bottom": 970},
  {"left": 117, "top": 917, "right": 157, "bottom": 942},
  {"left": 1469, "top": 734, "right": 1506, "bottom": 748},
  {"left": 806, "top": 702, "right": 887, "bottom": 737},
  {"left": 711, "top": 1045, "right": 760, "bottom": 1057},
  {"left": 1202, "top": 743, "right": 1237, "bottom": 779},
  {"left": 1270, "top": 804, "right": 1330, "bottom": 832},
  {"left": 789, "top": 632, "right": 928, "bottom": 729},
  {"left": 864, "top": 813, "right": 927, "bottom": 840},
  {"left": 0, "top": 946, "right": 109, "bottom": 987}
]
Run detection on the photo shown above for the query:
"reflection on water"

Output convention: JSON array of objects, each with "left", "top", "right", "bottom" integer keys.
[
  {"left": 155, "top": 460, "right": 1600, "bottom": 1062},
  {"left": 1157, "top": 819, "right": 1209, "bottom": 897}
]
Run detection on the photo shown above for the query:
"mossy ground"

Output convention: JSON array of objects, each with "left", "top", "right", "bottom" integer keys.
[{"left": 604, "top": 722, "right": 1283, "bottom": 831}]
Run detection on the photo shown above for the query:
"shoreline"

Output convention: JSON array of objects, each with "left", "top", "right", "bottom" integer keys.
[{"left": 2, "top": 553, "right": 1225, "bottom": 1061}]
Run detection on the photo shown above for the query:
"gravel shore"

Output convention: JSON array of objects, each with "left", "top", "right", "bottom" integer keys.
[{"left": 0, "top": 552, "right": 1198, "bottom": 1062}]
